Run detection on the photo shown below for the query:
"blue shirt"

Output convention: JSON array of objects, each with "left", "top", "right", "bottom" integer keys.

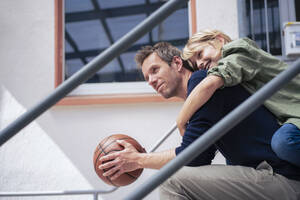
[{"left": 175, "top": 70, "right": 300, "bottom": 181}]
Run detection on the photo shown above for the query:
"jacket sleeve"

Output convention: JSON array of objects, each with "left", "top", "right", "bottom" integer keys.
[{"left": 207, "top": 39, "right": 261, "bottom": 87}]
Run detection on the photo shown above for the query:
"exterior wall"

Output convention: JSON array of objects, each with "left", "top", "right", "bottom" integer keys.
[
  {"left": 195, "top": 0, "right": 239, "bottom": 39},
  {"left": 0, "top": 0, "right": 238, "bottom": 199}
]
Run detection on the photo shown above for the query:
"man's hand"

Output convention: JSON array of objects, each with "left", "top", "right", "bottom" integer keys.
[{"left": 98, "top": 140, "right": 143, "bottom": 180}]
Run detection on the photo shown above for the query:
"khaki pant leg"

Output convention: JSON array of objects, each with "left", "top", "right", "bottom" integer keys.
[{"left": 159, "top": 161, "right": 300, "bottom": 200}]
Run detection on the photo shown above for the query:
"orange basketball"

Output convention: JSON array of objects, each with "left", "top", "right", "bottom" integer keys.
[{"left": 93, "top": 134, "right": 146, "bottom": 187}]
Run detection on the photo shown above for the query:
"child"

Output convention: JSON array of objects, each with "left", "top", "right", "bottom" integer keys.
[{"left": 177, "top": 29, "right": 300, "bottom": 167}]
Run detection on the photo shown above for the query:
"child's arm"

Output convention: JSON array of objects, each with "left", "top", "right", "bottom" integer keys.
[{"left": 177, "top": 75, "right": 224, "bottom": 136}]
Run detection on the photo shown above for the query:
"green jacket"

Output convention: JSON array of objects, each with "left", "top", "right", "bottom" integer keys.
[{"left": 208, "top": 38, "right": 300, "bottom": 128}]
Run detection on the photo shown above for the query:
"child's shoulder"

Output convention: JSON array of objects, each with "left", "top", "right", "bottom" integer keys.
[
  {"left": 224, "top": 38, "right": 259, "bottom": 50},
  {"left": 222, "top": 38, "right": 259, "bottom": 57}
]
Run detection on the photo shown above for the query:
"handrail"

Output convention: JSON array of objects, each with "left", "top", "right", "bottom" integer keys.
[
  {"left": 0, "top": 123, "right": 178, "bottom": 198},
  {"left": 0, "top": 0, "right": 189, "bottom": 147},
  {"left": 149, "top": 123, "right": 177, "bottom": 153},
  {"left": 1, "top": 0, "right": 299, "bottom": 199},
  {"left": 123, "top": 59, "right": 300, "bottom": 200},
  {"left": 0, "top": 188, "right": 117, "bottom": 200}
]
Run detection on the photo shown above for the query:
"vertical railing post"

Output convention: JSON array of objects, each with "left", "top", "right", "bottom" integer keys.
[
  {"left": 264, "top": 0, "right": 270, "bottom": 52},
  {"left": 93, "top": 193, "right": 98, "bottom": 200},
  {"left": 250, "top": 0, "right": 255, "bottom": 40}
]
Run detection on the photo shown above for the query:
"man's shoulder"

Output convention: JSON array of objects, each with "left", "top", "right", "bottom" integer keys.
[
  {"left": 189, "top": 70, "right": 207, "bottom": 84},
  {"left": 187, "top": 70, "right": 207, "bottom": 94}
]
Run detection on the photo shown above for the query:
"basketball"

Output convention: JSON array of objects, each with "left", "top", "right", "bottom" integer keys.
[{"left": 93, "top": 134, "right": 146, "bottom": 187}]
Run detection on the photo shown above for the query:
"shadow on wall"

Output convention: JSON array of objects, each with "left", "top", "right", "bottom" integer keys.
[
  {"left": 0, "top": 1, "right": 179, "bottom": 199},
  {"left": 39, "top": 102, "right": 182, "bottom": 200},
  {"left": 0, "top": 77, "right": 182, "bottom": 199},
  {"left": 0, "top": 19, "right": 181, "bottom": 197}
]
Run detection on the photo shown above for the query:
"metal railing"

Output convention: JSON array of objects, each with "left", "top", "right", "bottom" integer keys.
[
  {"left": 1, "top": 0, "right": 300, "bottom": 199},
  {"left": 0, "top": 124, "right": 177, "bottom": 199},
  {"left": 1, "top": 62, "right": 299, "bottom": 200},
  {"left": 0, "top": 0, "right": 186, "bottom": 198},
  {"left": 0, "top": 189, "right": 116, "bottom": 200}
]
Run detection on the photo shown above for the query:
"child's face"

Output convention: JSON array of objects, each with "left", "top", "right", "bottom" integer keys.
[{"left": 189, "top": 44, "right": 222, "bottom": 71}]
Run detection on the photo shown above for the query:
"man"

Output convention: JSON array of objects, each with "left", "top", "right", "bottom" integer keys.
[{"left": 99, "top": 42, "right": 300, "bottom": 199}]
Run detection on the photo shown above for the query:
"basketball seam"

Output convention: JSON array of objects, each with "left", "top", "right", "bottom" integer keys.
[
  {"left": 94, "top": 137, "right": 144, "bottom": 171},
  {"left": 94, "top": 136, "right": 144, "bottom": 186},
  {"left": 95, "top": 145, "right": 116, "bottom": 186},
  {"left": 94, "top": 137, "right": 138, "bottom": 169},
  {"left": 125, "top": 172, "right": 139, "bottom": 179},
  {"left": 94, "top": 135, "right": 111, "bottom": 156}
]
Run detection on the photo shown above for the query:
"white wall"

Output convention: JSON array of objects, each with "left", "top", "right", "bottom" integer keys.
[
  {"left": 0, "top": 1, "right": 183, "bottom": 199},
  {"left": 195, "top": 0, "right": 239, "bottom": 39},
  {"left": 0, "top": 0, "right": 238, "bottom": 199}
]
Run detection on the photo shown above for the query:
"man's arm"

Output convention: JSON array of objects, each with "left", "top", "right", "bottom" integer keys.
[
  {"left": 98, "top": 140, "right": 176, "bottom": 180},
  {"left": 177, "top": 75, "right": 224, "bottom": 135}
]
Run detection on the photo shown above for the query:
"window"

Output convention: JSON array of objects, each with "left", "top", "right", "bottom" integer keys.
[
  {"left": 55, "top": 0, "right": 195, "bottom": 105},
  {"left": 238, "top": 0, "right": 282, "bottom": 55},
  {"left": 238, "top": 0, "right": 298, "bottom": 57}
]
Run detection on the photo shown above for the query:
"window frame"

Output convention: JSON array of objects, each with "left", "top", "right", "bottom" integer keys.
[{"left": 54, "top": 0, "right": 197, "bottom": 105}]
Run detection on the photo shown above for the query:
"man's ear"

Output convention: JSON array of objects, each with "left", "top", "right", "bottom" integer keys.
[{"left": 172, "top": 56, "right": 184, "bottom": 72}]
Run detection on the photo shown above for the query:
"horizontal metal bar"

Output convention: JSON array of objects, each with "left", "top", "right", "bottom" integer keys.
[
  {"left": 0, "top": 123, "right": 178, "bottom": 197},
  {"left": 124, "top": 59, "right": 300, "bottom": 200},
  {"left": 65, "top": 38, "right": 189, "bottom": 59},
  {"left": 66, "top": 2, "right": 165, "bottom": 22},
  {"left": 0, "top": 188, "right": 117, "bottom": 197},
  {"left": 149, "top": 123, "right": 177, "bottom": 153},
  {"left": 0, "top": 0, "right": 189, "bottom": 147}
]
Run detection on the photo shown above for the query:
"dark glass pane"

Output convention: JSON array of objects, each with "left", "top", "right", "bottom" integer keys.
[
  {"left": 64, "top": 0, "right": 189, "bottom": 83},
  {"left": 242, "top": 0, "right": 281, "bottom": 55},
  {"left": 295, "top": 0, "right": 300, "bottom": 21}
]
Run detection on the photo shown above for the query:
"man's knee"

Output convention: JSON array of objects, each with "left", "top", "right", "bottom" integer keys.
[
  {"left": 159, "top": 167, "right": 191, "bottom": 194},
  {"left": 159, "top": 166, "right": 213, "bottom": 200},
  {"left": 159, "top": 168, "right": 189, "bottom": 200},
  {"left": 159, "top": 165, "right": 237, "bottom": 200}
]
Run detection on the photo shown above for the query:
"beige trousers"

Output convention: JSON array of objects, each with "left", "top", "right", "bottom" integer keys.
[{"left": 159, "top": 161, "right": 300, "bottom": 200}]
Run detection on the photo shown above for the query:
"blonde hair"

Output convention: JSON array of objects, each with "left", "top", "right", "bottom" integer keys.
[{"left": 182, "top": 29, "right": 232, "bottom": 61}]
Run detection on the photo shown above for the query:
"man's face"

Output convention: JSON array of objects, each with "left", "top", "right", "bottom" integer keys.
[{"left": 142, "top": 53, "right": 181, "bottom": 98}]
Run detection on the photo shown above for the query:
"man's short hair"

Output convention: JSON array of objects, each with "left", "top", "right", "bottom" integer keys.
[{"left": 135, "top": 42, "right": 181, "bottom": 68}]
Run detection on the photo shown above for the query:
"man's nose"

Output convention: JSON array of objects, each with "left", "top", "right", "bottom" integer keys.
[{"left": 148, "top": 75, "right": 157, "bottom": 86}]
